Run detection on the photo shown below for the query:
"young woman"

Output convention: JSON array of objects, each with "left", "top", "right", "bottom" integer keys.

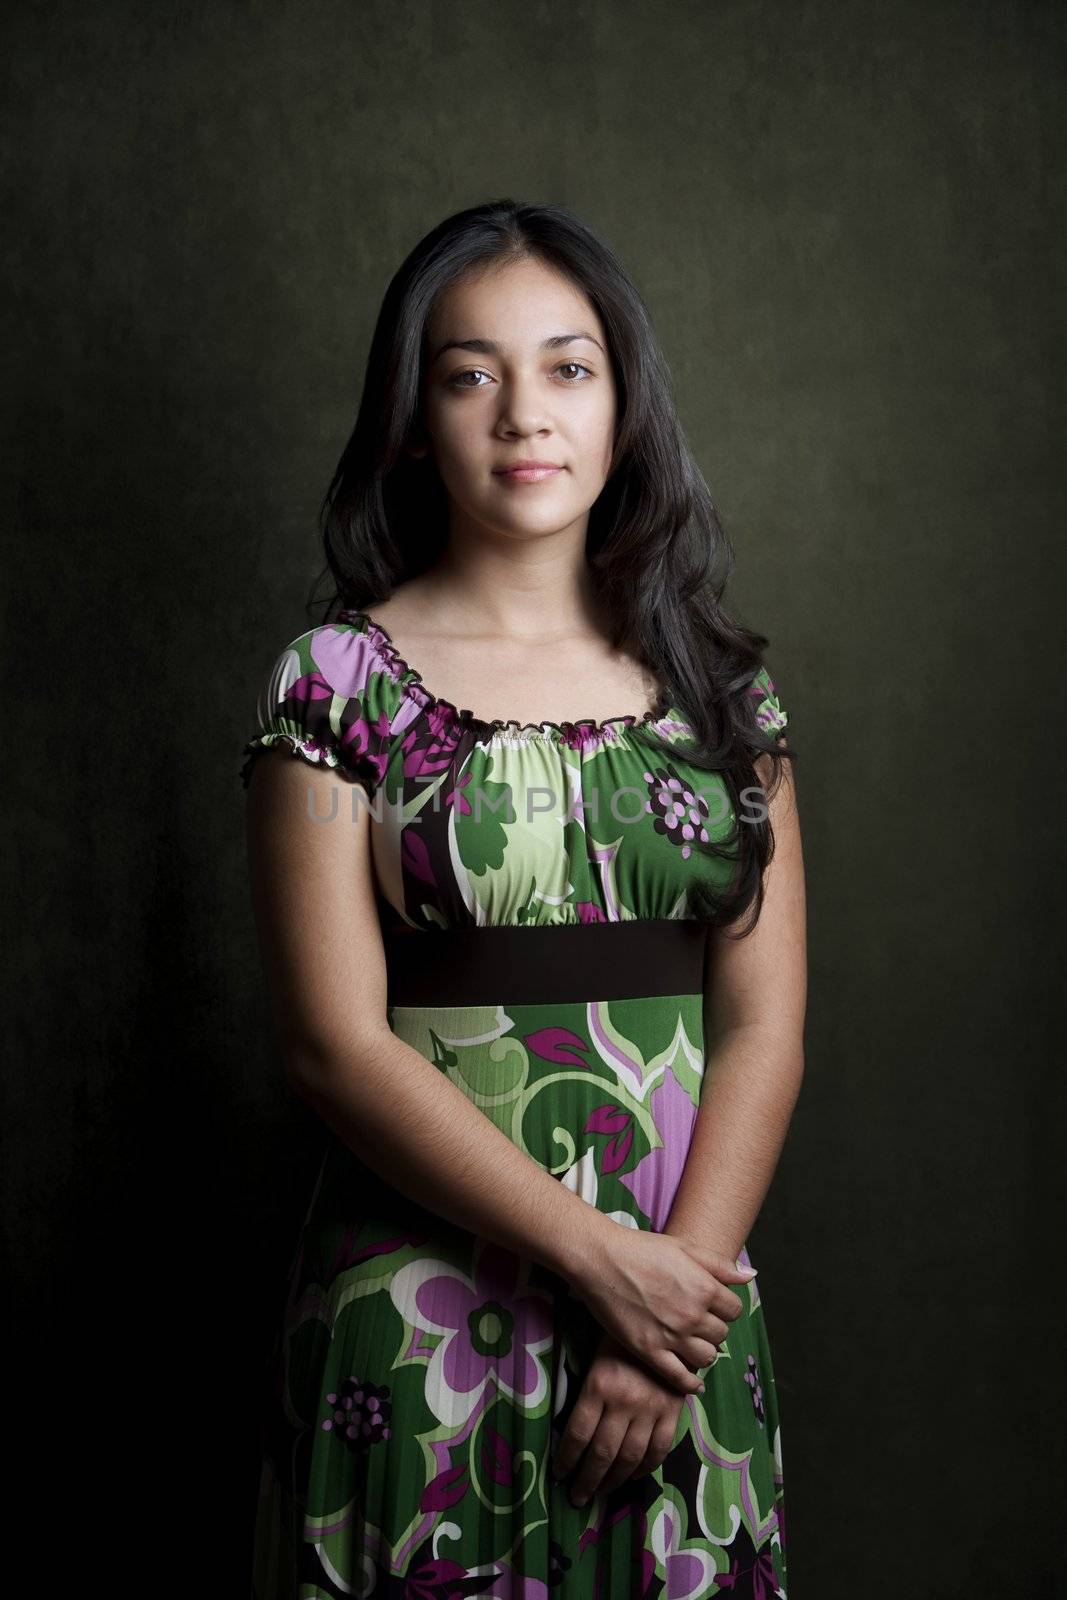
[{"left": 242, "top": 199, "right": 806, "bottom": 1598}]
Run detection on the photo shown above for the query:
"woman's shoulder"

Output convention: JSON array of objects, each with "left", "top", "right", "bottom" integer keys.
[{"left": 238, "top": 611, "right": 415, "bottom": 794}]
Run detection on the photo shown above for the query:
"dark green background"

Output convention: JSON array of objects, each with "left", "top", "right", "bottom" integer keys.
[{"left": 6, "top": 1, "right": 1063, "bottom": 1591}]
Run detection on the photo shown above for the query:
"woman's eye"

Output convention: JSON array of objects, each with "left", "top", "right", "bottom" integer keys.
[
  {"left": 448, "top": 368, "right": 492, "bottom": 388},
  {"left": 555, "top": 361, "right": 593, "bottom": 382}
]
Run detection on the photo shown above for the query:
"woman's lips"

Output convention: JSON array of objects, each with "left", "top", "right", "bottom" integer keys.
[{"left": 494, "top": 465, "right": 563, "bottom": 483}]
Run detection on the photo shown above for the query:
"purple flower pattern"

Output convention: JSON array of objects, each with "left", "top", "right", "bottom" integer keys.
[{"left": 389, "top": 1239, "right": 554, "bottom": 1429}]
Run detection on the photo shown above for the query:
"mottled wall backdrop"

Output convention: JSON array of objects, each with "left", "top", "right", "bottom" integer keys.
[{"left": 5, "top": 1, "right": 1062, "bottom": 1592}]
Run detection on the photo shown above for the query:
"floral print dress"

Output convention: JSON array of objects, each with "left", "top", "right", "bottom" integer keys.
[{"left": 240, "top": 609, "right": 790, "bottom": 1599}]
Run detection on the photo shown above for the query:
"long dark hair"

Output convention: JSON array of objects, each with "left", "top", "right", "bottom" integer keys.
[{"left": 309, "top": 198, "right": 797, "bottom": 936}]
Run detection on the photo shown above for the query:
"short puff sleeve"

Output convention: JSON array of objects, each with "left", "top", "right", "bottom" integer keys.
[
  {"left": 239, "top": 620, "right": 410, "bottom": 798},
  {"left": 748, "top": 665, "right": 789, "bottom": 740}
]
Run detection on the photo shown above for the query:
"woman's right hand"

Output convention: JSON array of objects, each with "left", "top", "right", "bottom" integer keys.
[{"left": 568, "top": 1222, "right": 757, "bottom": 1395}]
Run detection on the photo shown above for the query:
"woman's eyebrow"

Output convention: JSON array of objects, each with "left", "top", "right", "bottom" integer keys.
[{"left": 431, "top": 331, "right": 605, "bottom": 361}]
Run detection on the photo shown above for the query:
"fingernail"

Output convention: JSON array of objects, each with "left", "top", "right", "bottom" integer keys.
[{"left": 737, "top": 1266, "right": 758, "bottom": 1279}]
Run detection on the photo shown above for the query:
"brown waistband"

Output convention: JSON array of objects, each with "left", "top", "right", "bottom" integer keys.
[{"left": 380, "top": 916, "right": 709, "bottom": 1007}]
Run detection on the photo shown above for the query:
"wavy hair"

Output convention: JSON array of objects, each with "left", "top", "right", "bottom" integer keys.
[{"left": 308, "top": 198, "right": 797, "bottom": 936}]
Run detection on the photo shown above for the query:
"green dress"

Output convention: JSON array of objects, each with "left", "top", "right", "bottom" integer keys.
[{"left": 240, "top": 608, "right": 790, "bottom": 1598}]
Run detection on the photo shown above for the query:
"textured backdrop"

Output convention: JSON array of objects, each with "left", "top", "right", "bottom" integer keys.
[{"left": 5, "top": 1, "right": 1063, "bottom": 1592}]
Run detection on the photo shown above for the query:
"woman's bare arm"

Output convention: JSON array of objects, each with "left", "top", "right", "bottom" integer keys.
[
  {"left": 663, "top": 743, "right": 808, "bottom": 1260},
  {"left": 245, "top": 752, "right": 614, "bottom": 1282}
]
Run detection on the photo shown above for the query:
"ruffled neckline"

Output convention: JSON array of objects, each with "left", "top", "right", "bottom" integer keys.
[{"left": 337, "top": 607, "right": 675, "bottom": 741}]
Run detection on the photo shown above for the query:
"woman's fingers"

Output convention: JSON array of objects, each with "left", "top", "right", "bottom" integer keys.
[
  {"left": 564, "top": 1408, "right": 628, "bottom": 1506},
  {"left": 695, "top": 1307, "right": 737, "bottom": 1347},
  {"left": 553, "top": 1393, "right": 603, "bottom": 1484},
  {"left": 575, "top": 1416, "right": 655, "bottom": 1502},
  {"left": 632, "top": 1413, "right": 682, "bottom": 1480},
  {"left": 710, "top": 1279, "right": 749, "bottom": 1323},
  {"left": 648, "top": 1348, "right": 708, "bottom": 1396},
  {"left": 679, "top": 1332, "right": 723, "bottom": 1371},
  {"left": 566, "top": 1413, "right": 652, "bottom": 1506}
]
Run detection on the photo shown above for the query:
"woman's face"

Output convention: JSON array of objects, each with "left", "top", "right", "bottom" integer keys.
[{"left": 416, "top": 255, "right": 617, "bottom": 545}]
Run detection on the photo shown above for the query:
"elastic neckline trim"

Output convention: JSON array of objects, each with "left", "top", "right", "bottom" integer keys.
[{"left": 337, "top": 607, "right": 675, "bottom": 739}]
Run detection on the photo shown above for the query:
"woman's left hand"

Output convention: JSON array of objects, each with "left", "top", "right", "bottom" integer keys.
[{"left": 552, "top": 1327, "right": 691, "bottom": 1505}]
